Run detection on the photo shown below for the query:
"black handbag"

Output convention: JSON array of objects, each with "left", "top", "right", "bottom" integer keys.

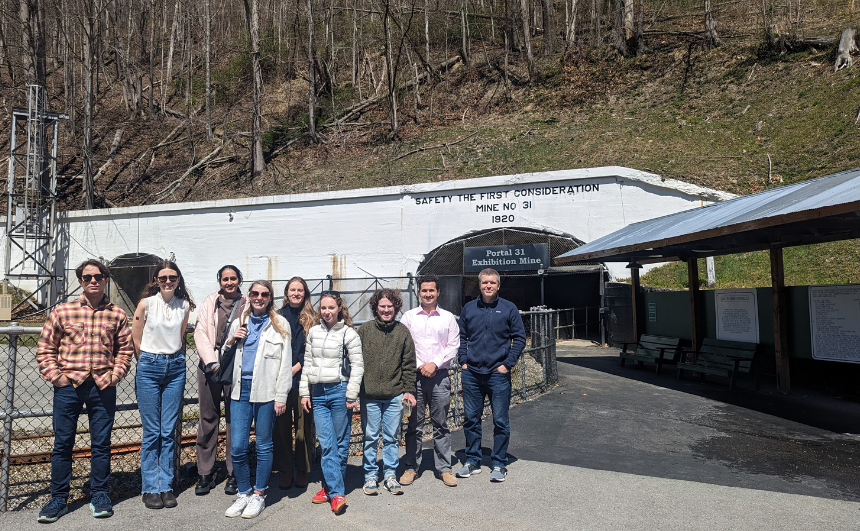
[
  {"left": 211, "top": 341, "right": 238, "bottom": 386},
  {"left": 210, "top": 301, "right": 242, "bottom": 386}
]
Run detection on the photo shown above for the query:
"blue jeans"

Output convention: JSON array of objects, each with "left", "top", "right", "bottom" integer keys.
[
  {"left": 310, "top": 382, "right": 350, "bottom": 497},
  {"left": 135, "top": 350, "right": 187, "bottom": 493},
  {"left": 461, "top": 369, "right": 512, "bottom": 470},
  {"left": 230, "top": 378, "right": 276, "bottom": 494},
  {"left": 51, "top": 379, "right": 116, "bottom": 499},
  {"left": 361, "top": 395, "right": 403, "bottom": 481}
]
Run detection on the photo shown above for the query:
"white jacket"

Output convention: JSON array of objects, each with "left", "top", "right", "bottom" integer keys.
[
  {"left": 228, "top": 314, "right": 293, "bottom": 403},
  {"left": 300, "top": 320, "right": 363, "bottom": 400}
]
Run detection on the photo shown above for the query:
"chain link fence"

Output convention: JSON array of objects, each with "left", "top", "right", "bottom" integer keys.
[{"left": 0, "top": 309, "right": 559, "bottom": 512}]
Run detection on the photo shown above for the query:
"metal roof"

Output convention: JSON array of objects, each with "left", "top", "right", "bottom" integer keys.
[{"left": 555, "top": 168, "right": 860, "bottom": 264}]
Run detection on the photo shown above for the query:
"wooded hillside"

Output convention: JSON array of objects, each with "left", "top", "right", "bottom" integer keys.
[{"left": 2, "top": 0, "right": 858, "bottom": 211}]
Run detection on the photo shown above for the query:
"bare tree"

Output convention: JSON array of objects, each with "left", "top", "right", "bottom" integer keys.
[
  {"left": 20, "top": 0, "right": 47, "bottom": 87},
  {"left": 307, "top": 0, "right": 318, "bottom": 142},
  {"left": 704, "top": 0, "right": 722, "bottom": 48},
  {"left": 204, "top": 0, "right": 212, "bottom": 138},
  {"left": 243, "top": 0, "right": 265, "bottom": 179},
  {"left": 540, "top": 0, "right": 557, "bottom": 55},
  {"left": 519, "top": 0, "right": 534, "bottom": 79}
]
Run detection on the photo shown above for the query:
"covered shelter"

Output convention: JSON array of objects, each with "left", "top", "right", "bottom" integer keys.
[{"left": 555, "top": 168, "right": 860, "bottom": 393}]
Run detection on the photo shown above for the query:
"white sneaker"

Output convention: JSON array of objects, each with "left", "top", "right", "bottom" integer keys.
[
  {"left": 224, "top": 494, "right": 250, "bottom": 517},
  {"left": 241, "top": 493, "right": 265, "bottom": 519}
]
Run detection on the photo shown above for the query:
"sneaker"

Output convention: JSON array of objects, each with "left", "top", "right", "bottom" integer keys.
[
  {"left": 455, "top": 463, "right": 481, "bottom": 478},
  {"left": 399, "top": 469, "right": 417, "bottom": 486},
  {"left": 311, "top": 487, "right": 330, "bottom": 504},
  {"left": 440, "top": 471, "right": 458, "bottom": 487},
  {"left": 330, "top": 495, "right": 347, "bottom": 514},
  {"left": 490, "top": 467, "right": 507, "bottom": 482},
  {"left": 363, "top": 478, "right": 378, "bottom": 495},
  {"left": 37, "top": 497, "right": 68, "bottom": 523},
  {"left": 383, "top": 476, "right": 403, "bottom": 495},
  {"left": 241, "top": 493, "right": 265, "bottom": 518},
  {"left": 89, "top": 492, "right": 114, "bottom": 518},
  {"left": 224, "top": 493, "right": 250, "bottom": 517}
]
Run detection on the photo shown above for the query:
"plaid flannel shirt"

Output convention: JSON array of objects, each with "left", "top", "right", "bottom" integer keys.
[{"left": 36, "top": 294, "right": 134, "bottom": 389}]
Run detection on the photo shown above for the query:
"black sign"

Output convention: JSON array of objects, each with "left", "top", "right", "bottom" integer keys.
[{"left": 464, "top": 244, "right": 549, "bottom": 272}]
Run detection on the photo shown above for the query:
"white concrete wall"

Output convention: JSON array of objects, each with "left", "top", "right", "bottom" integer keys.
[{"left": 2, "top": 166, "right": 733, "bottom": 317}]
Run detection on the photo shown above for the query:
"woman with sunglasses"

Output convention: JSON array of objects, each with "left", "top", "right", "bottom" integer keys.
[
  {"left": 131, "top": 261, "right": 195, "bottom": 509},
  {"left": 272, "top": 277, "right": 316, "bottom": 490},
  {"left": 300, "top": 290, "right": 363, "bottom": 515},
  {"left": 222, "top": 280, "right": 292, "bottom": 519},
  {"left": 193, "top": 265, "right": 246, "bottom": 496}
]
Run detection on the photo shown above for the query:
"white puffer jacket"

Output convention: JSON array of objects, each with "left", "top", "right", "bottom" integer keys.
[{"left": 300, "top": 320, "right": 363, "bottom": 400}]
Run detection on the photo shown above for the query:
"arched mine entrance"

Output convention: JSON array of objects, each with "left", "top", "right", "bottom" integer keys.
[
  {"left": 108, "top": 253, "right": 164, "bottom": 316},
  {"left": 417, "top": 227, "right": 605, "bottom": 339}
]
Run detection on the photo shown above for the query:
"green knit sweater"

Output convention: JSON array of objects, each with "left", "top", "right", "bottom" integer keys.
[{"left": 357, "top": 318, "right": 416, "bottom": 399}]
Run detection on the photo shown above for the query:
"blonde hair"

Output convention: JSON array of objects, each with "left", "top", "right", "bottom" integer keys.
[{"left": 241, "top": 280, "right": 290, "bottom": 338}]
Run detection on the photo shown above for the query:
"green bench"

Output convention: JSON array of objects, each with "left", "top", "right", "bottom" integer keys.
[
  {"left": 677, "top": 338, "right": 759, "bottom": 391},
  {"left": 620, "top": 335, "right": 683, "bottom": 374}
]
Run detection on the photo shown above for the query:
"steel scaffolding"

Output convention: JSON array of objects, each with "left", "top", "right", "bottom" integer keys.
[{"left": 4, "top": 85, "right": 67, "bottom": 312}]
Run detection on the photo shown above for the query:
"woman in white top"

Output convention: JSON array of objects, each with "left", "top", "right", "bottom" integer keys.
[
  {"left": 132, "top": 261, "right": 194, "bottom": 510},
  {"left": 222, "top": 280, "right": 292, "bottom": 519}
]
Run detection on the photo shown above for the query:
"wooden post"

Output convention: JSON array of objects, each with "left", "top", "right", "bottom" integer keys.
[
  {"left": 770, "top": 246, "right": 791, "bottom": 393},
  {"left": 687, "top": 258, "right": 701, "bottom": 351},
  {"left": 630, "top": 265, "right": 641, "bottom": 343}
]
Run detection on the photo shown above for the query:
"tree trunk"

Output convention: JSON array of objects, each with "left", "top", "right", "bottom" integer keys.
[
  {"left": 83, "top": 0, "right": 96, "bottom": 209},
  {"left": 204, "top": 0, "right": 212, "bottom": 138},
  {"left": 592, "top": 0, "right": 600, "bottom": 46},
  {"left": 306, "top": 0, "right": 317, "bottom": 142},
  {"left": 20, "top": 0, "right": 47, "bottom": 87},
  {"left": 612, "top": 0, "right": 628, "bottom": 55},
  {"left": 519, "top": 0, "right": 535, "bottom": 79},
  {"left": 162, "top": 0, "right": 180, "bottom": 111},
  {"left": 703, "top": 0, "right": 722, "bottom": 48},
  {"left": 383, "top": 0, "right": 398, "bottom": 138},
  {"left": 460, "top": 0, "right": 470, "bottom": 63},
  {"left": 243, "top": 0, "right": 265, "bottom": 179},
  {"left": 541, "top": 0, "right": 556, "bottom": 55},
  {"left": 565, "top": 0, "right": 577, "bottom": 49}
]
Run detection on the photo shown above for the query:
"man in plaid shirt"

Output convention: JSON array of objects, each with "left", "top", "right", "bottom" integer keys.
[{"left": 35, "top": 259, "right": 134, "bottom": 523}]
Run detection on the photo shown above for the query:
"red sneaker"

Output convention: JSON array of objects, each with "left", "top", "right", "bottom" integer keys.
[
  {"left": 330, "top": 495, "right": 347, "bottom": 515},
  {"left": 311, "top": 488, "right": 329, "bottom": 504}
]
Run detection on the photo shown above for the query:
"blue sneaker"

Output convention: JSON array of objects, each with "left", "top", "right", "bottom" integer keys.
[
  {"left": 455, "top": 462, "right": 481, "bottom": 478},
  {"left": 490, "top": 467, "right": 507, "bottom": 482},
  {"left": 37, "top": 497, "right": 68, "bottom": 523},
  {"left": 89, "top": 492, "right": 114, "bottom": 518}
]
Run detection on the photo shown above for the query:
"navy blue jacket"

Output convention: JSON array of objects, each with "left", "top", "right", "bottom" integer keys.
[{"left": 457, "top": 296, "right": 526, "bottom": 374}]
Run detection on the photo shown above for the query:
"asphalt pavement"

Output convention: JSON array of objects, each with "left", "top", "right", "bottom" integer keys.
[{"left": 2, "top": 341, "right": 859, "bottom": 530}]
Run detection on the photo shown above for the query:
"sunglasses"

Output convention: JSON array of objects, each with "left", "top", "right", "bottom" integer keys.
[
  {"left": 249, "top": 290, "right": 271, "bottom": 299},
  {"left": 320, "top": 290, "right": 340, "bottom": 298},
  {"left": 81, "top": 274, "right": 107, "bottom": 282},
  {"left": 158, "top": 275, "right": 179, "bottom": 282}
]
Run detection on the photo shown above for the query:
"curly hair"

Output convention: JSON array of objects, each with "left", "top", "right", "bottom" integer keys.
[
  {"left": 139, "top": 260, "right": 197, "bottom": 311},
  {"left": 369, "top": 288, "right": 403, "bottom": 319},
  {"left": 281, "top": 276, "right": 316, "bottom": 333}
]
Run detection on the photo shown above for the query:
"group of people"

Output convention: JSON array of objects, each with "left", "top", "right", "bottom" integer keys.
[{"left": 34, "top": 258, "right": 526, "bottom": 522}]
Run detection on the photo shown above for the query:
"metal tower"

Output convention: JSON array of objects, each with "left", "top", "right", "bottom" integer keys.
[{"left": 4, "top": 85, "right": 67, "bottom": 312}]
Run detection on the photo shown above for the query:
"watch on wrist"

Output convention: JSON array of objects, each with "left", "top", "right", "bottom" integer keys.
[{"left": 205, "top": 362, "right": 220, "bottom": 373}]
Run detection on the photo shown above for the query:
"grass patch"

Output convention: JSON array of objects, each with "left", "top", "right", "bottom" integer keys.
[{"left": 640, "top": 240, "right": 860, "bottom": 289}]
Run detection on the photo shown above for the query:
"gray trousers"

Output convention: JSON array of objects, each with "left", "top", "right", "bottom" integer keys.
[
  {"left": 195, "top": 366, "right": 232, "bottom": 477},
  {"left": 404, "top": 371, "right": 452, "bottom": 474}
]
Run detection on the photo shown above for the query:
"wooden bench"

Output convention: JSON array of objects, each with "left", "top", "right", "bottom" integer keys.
[
  {"left": 620, "top": 335, "right": 683, "bottom": 374},
  {"left": 677, "top": 338, "right": 759, "bottom": 391}
]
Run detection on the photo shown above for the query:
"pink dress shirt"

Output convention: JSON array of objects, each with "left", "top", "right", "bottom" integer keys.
[{"left": 400, "top": 304, "right": 460, "bottom": 371}]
